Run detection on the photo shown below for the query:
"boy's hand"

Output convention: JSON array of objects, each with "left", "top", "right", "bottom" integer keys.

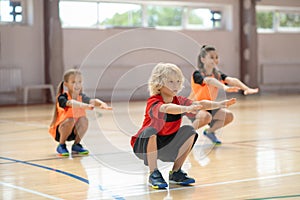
[{"left": 244, "top": 88, "right": 259, "bottom": 95}]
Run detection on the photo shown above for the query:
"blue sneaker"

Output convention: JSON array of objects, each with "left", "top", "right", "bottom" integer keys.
[
  {"left": 169, "top": 169, "right": 195, "bottom": 185},
  {"left": 72, "top": 143, "right": 89, "bottom": 155},
  {"left": 149, "top": 169, "right": 168, "bottom": 189},
  {"left": 56, "top": 144, "right": 69, "bottom": 156},
  {"left": 203, "top": 130, "right": 222, "bottom": 145}
]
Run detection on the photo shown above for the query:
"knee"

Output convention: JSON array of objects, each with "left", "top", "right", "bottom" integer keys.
[
  {"left": 203, "top": 112, "right": 212, "bottom": 124},
  {"left": 62, "top": 118, "right": 76, "bottom": 128},
  {"left": 196, "top": 112, "right": 212, "bottom": 124},
  {"left": 77, "top": 117, "right": 89, "bottom": 127},
  {"left": 226, "top": 112, "right": 234, "bottom": 123}
]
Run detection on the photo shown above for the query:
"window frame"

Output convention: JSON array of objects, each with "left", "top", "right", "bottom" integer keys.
[
  {"left": 59, "top": 0, "right": 230, "bottom": 31},
  {"left": 256, "top": 6, "right": 300, "bottom": 33},
  {"left": 0, "top": 0, "right": 27, "bottom": 25}
]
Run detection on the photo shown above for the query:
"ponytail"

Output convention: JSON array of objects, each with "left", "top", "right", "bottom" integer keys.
[
  {"left": 50, "top": 81, "right": 64, "bottom": 127},
  {"left": 50, "top": 69, "right": 82, "bottom": 127}
]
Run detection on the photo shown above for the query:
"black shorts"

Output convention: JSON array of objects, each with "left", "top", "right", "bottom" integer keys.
[
  {"left": 133, "top": 125, "right": 198, "bottom": 166},
  {"left": 55, "top": 125, "right": 76, "bottom": 142}
]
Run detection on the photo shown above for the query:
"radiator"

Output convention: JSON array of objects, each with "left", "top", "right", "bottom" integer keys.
[{"left": 0, "top": 68, "right": 22, "bottom": 93}]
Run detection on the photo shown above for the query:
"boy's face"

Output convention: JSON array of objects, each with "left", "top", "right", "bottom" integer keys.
[{"left": 161, "top": 73, "right": 182, "bottom": 96}]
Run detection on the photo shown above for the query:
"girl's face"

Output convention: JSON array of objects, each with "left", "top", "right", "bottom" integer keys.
[
  {"left": 211, "top": 50, "right": 219, "bottom": 65},
  {"left": 201, "top": 50, "right": 217, "bottom": 69},
  {"left": 160, "top": 72, "right": 182, "bottom": 97},
  {"left": 64, "top": 74, "right": 83, "bottom": 95}
]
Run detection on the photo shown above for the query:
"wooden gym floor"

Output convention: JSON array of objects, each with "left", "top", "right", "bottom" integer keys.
[{"left": 0, "top": 94, "right": 299, "bottom": 200}]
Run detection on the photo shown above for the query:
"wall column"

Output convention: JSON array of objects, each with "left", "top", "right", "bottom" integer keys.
[
  {"left": 44, "top": 0, "right": 64, "bottom": 100},
  {"left": 239, "top": 0, "right": 259, "bottom": 88}
]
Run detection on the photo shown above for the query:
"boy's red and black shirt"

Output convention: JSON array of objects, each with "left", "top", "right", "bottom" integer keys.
[{"left": 130, "top": 94, "right": 193, "bottom": 147}]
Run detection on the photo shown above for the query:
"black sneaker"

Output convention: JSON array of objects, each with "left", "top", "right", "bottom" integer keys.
[
  {"left": 169, "top": 169, "right": 195, "bottom": 185},
  {"left": 149, "top": 169, "right": 168, "bottom": 189}
]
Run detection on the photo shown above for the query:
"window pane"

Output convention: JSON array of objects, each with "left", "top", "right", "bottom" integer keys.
[
  {"left": 59, "top": 1, "right": 98, "bottom": 27},
  {"left": 187, "top": 8, "right": 215, "bottom": 29},
  {"left": 0, "top": 0, "right": 14, "bottom": 22},
  {"left": 256, "top": 11, "right": 273, "bottom": 29},
  {"left": 279, "top": 12, "right": 300, "bottom": 28},
  {"left": 147, "top": 5, "right": 182, "bottom": 27},
  {"left": 15, "top": 14, "right": 22, "bottom": 22},
  {"left": 99, "top": 3, "right": 142, "bottom": 27},
  {"left": 15, "top": 5, "right": 22, "bottom": 13}
]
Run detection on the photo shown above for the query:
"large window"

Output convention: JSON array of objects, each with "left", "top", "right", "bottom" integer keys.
[
  {"left": 186, "top": 8, "right": 222, "bottom": 29},
  {"left": 147, "top": 5, "right": 183, "bottom": 28},
  {"left": 99, "top": 3, "right": 142, "bottom": 27},
  {"left": 59, "top": 1, "right": 227, "bottom": 30},
  {"left": 59, "top": 1, "right": 98, "bottom": 27},
  {"left": 0, "top": 0, "right": 23, "bottom": 23},
  {"left": 256, "top": 6, "right": 300, "bottom": 32}
]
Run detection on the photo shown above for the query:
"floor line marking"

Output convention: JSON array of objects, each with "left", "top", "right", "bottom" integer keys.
[
  {"left": 124, "top": 171, "right": 300, "bottom": 197},
  {"left": 0, "top": 181, "right": 63, "bottom": 200},
  {"left": 0, "top": 156, "right": 125, "bottom": 200}
]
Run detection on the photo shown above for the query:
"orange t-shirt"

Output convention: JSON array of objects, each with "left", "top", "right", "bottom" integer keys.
[
  {"left": 48, "top": 92, "right": 87, "bottom": 139},
  {"left": 189, "top": 70, "right": 226, "bottom": 101}
]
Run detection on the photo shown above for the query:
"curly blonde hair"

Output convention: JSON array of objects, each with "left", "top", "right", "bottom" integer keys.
[{"left": 148, "top": 63, "right": 184, "bottom": 96}]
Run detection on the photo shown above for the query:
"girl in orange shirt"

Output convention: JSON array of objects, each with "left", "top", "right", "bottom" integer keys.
[
  {"left": 49, "top": 69, "right": 112, "bottom": 156},
  {"left": 189, "top": 45, "right": 259, "bottom": 144}
]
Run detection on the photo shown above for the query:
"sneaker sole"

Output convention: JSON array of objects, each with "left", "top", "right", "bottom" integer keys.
[
  {"left": 148, "top": 182, "right": 168, "bottom": 189},
  {"left": 72, "top": 151, "right": 89, "bottom": 155},
  {"left": 57, "top": 153, "right": 69, "bottom": 156},
  {"left": 169, "top": 179, "right": 195, "bottom": 185}
]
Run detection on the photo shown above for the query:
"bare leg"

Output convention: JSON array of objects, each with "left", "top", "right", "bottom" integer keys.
[
  {"left": 74, "top": 117, "right": 89, "bottom": 144},
  {"left": 206, "top": 108, "right": 234, "bottom": 133},
  {"left": 147, "top": 134, "right": 158, "bottom": 172},
  {"left": 58, "top": 118, "right": 75, "bottom": 144},
  {"left": 192, "top": 110, "right": 212, "bottom": 130},
  {"left": 172, "top": 135, "right": 195, "bottom": 172}
]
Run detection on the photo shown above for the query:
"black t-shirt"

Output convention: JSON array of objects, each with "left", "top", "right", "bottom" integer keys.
[
  {"left": 193, "top": 70, "right": 228, "bottom": 85},
  {"left": 58, "top": 93, "right": 91, "bottom": 108}
]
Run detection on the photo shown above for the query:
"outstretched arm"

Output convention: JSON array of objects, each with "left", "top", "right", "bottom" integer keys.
[
  {"left": 66, "top": 99, "right": 94, "bottom": 110},
  {"left": 204, "top": 77, "right": 240, "bottom": 93},
  {"left": 90, "top": 99, "right": 112, "bottom": 110},
  {"left": 159, "top": 103, "right": 202, "bottom": 115},
  {"left": 193, "top": 98, "right": 236, "bottom": 110},
  {"left": 224, "top": 77, "right": 259, "bottom": 95}
]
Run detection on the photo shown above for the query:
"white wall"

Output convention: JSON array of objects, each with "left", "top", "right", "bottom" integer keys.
[
  {"left": 0, "top": 0, "right": 44, "bottom": 103},
  {"left": 257, "top": 0, "right": 300, "bottom": 92},
  {"left": 0, "top": 0, "right": 44, "bottom": 85},
  {"left": 62, "top": 0, "right": 240, "bottom": 100}
]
